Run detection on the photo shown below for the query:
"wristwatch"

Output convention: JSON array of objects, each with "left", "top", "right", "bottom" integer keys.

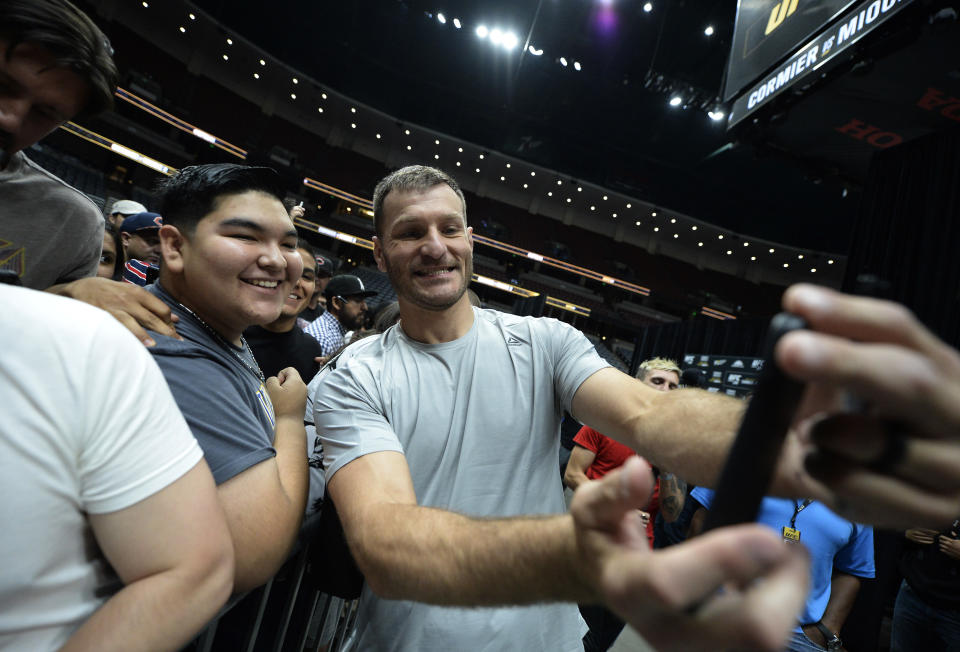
[{"left": 815, "top": 621, "right": 843, "bottom": 651}]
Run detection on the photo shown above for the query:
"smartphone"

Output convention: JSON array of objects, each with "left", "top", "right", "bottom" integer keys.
[{"left": 702, "top": 312, "right": 807, "bottom": 533}]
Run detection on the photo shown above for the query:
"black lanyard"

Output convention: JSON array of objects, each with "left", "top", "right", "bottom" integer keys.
[{"left": 790, "top": 500, "right": 813, "bottom": 529}]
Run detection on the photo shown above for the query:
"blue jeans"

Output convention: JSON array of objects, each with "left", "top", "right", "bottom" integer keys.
[
  {"left": 784, "top": 629, "right": 826, "bottom": 651},
  {"left": 891, "top": 580, "right": 960, "bottom": 652}
]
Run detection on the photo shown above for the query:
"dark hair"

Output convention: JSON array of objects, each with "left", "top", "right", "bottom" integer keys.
[
  {"left": 155, "top": 164, "right": 287, "bottom": 234},
  {"left": 0, "top": 0, "right": 118, "bottom": 117},
  {"left": 103, "top": 221, "right": 123, "bottom": 280},
  {"left": 372, "top": 165, "right": 467, "bottom": 237},
  {"left": 296, "top": 242, "right": 318, "bottom": 274}
]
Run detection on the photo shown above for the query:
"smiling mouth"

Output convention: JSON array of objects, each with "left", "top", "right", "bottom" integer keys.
[
  {"left": 242, "top": 279, "right": 280, "bottom": 289},
  {"left": 414, "top": 266, "right": 456, "bottom": 277},
  {"left": 286, "top": 293, "right": 302, "bottom": 300}
]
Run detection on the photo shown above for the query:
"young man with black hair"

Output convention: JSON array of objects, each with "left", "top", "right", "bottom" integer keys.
[
  {"left": 148, "top": 162, "right": 309, "bottom": 593},
  {"left": 0, "top": 0, "right": 180, "bottom": 346},
  {"left": 245, "top": 243, "right": 325, "bottom": 382}
]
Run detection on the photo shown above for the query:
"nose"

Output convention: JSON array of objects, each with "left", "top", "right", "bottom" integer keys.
[
  {"left": 258, "top": 242, "right": 286, "bottom": 271},
  {"left": 0, "top": 97, "right": 30, "bottom": 139},
  {"left": 419, "top": 226, "right": 446, "bottom": 259}
]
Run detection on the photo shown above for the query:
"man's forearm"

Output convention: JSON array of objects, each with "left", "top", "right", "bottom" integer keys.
[
  {"left": 820, "top": 572, "right": 861, "bottom": 633},
  {"left": 564, "top": 469, "right": 589, "bottom": 490},
  {"left": 350, "top": 504, "right": 595, "bottom": 606},
  {"left": 61, "top": 560, "right": 232, "bottom": 652},
  {"left": 273, "top": 416, "right": 309, "bottom": 515}
]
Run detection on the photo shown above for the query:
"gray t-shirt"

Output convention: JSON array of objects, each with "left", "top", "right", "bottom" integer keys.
[
  {"left": 311, "top": 307, "right": 609, "bottom": 651},
  {"left": 0, "top": 151, "right": 103, "bottom": 289}
]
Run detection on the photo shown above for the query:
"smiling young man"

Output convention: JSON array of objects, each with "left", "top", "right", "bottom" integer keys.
[
  {"left": 147, "top": 163, "right": 309, "bottom": 593},
  {"left": 245, "top": 243, "right": 325, "bottom": 381}
]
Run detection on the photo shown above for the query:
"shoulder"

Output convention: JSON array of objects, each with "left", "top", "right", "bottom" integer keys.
[
  {"left": 475, "top": 308, "right": 579, "bottom": 342},
  {"left": 19, "top": 152, "right": 102, "bottom": 221}
]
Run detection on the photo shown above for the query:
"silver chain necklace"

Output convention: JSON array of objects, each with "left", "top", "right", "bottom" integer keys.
[{"left": 176, "top": 302, "right": 266, "bottom": 384}]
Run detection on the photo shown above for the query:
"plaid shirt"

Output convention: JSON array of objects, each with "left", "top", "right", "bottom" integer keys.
[{"left": 303, "top": 310, "right": 346, "bottom": 356}]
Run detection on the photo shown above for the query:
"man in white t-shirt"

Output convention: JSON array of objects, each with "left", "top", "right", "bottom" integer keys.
[{"left": 0, "top": 285, "right": 234, "bottom": 650}]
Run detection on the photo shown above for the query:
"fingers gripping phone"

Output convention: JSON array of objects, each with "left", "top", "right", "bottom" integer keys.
[{"left": 702, "top": 312, "right": 807, "bottom": 533}]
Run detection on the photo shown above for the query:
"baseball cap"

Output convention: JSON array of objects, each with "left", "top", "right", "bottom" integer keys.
[
  {"left": 315, "top": 254, "right": 335, "bottom": 278},
  {"left": 120, "top": 211, "right": 164, "bottom": 233},
  {"left": 324, "top": 274, "right": 377, "bottom": 299},
  {"left": 110, "top": 199, "right": 148, "bottom": 216}
]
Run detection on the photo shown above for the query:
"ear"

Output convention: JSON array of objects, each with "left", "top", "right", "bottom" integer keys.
[
  {"left": 372, "top": 235, "right": 387, "bottom": 273},
  {"left": 120, "top": 231, "right": 132, "bottom": 250},
  {"left": 158, "top": 224, "right": 187, "bottom": 274},
  {"left": 466, "top": 225, "right": 474, "bottom": 251}
]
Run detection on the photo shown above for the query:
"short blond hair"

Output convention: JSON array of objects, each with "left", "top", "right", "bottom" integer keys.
[{"left": 637, "top": 357, "right": 681, "bottom": 381}]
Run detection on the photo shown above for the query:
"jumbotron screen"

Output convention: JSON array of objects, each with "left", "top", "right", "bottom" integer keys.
[{"left": 724, "top": 0, "right": 916, "bottom": 126}]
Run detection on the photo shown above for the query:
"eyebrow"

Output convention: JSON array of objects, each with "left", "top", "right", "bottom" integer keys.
[{"left": 220, "top": 217, "right": 298, "bottom": 239}]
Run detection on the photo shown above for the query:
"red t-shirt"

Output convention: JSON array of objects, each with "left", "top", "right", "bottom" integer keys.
[{"left": 572, "top": 425, "right": 659, "bottom": 546}]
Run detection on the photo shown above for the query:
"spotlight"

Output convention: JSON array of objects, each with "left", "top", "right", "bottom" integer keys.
[
  {"left": 708, "top": 109, "right": 725, "bottom": 121},
  {"left": 437, "top": 12, "right": 446, "bottom": 24},
  {"left": 704, "top": 25, "right": 715, "bottom": 36},
  {"left": 453, "top": 18, "right": 462, "bottom": 29},
  {"left": 476, "top": 25, "right": 488, "bottom": 38},
  {"left": 226, "top": 38, "right": 233, "bottom": 45},
  {"left": 502, "top": 32, "right": 519, "bottom": 50},
  {"left": 259, "top": 59, "right": 266, "bottom": 66},
  {"left": 559, "top": 57, "right": 568, "bottom": 67},
  {"left": 189, "top": 12, "right": 195, "bottom": 19},
  {"left": 669, "top": 96, "right": 682, "bottom": 106},
  {"left": 643, "top": 2, "right": 653, "bottom": 12},
  {"left": 490, "top": 28, "right": 503, "bottom": 45},
  {"left": 528, "top": 45, "right": 543, "bottom": 55},
  {"left": 179, "top": 26, "right": 186, "bottom": 33},
  {"left": 573, "top": 61, "right": 581, "bottom": 71},
  {"left": 222, "top": 54, "right": 229, "bottom": 61}
]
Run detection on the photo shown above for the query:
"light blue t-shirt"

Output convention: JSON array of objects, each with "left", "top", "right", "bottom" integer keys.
[
  {"left": 309, "top": 307, "right": 609, "bottom": 651},
  {"left": 690, "top": 487, "right": 875, "bottom": 626}
]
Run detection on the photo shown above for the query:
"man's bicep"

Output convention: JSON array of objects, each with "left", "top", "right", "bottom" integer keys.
[
  {"left": 327, "top": 451, "right": 417, "bottom": 535},
  {"left": 89, "top": 460, "right": 232, "bottom": 585}
]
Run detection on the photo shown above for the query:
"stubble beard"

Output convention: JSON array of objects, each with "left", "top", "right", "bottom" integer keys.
[{"left": 384, "top": 254, "right": 473, "bottom": 312}]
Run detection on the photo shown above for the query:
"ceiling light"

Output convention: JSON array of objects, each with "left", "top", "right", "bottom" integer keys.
[
  {"left": 222, "top": 54, "right": 229, "bottom": 61},
  {"left": 530, "top": 171, "right": 535, "bottom": 176},
  {"left": 603, "top": 195, "right": 608, "bottom": 200},
  {"left": 670, "top": 218, "right": 676, "bottom": 223},
  {"left": 479, "top": 154, "right": 485, "bottom": 159},
  {"left": 189, "top": 13, "right": 195, "bottom": 19},
  {"left": 475, "top": 168, "right": 480, "bottom": 173},
  {"left": 573, "top": 61, "right": 582, "bottom": 71},
  {"left": 375, "top": 133, "right": 380, "bottom": 138},
  {"left": 489, "top": 28, "right": 503, "bottom": 45},
  {"left": 290, "top": 93, "right": 296, "bottom": 99},
  {"left": 751, "top": 256, "right": 756, "bottom": 261},
  {"left": 548, "top": 191, "right": 553, "bottom": 197},
  {"left": 179, "top": 26, "right": 186, "bottom": 33},
  {"left": 643, "top": 2, "right": 653, "bottom": 12},
  {"left": 293, "top": 78, "right": 299, "bottom": 84},
  {"left": 704, "top": 25, "right": 715, "bottom": 36},
  {"left": 500, "top": 176, "right": 506, "bottom": 181},
  {"left": 635, "top": 221, "right": 641, "bottom": 226},
  {"left": 476, "top": 25, "right": 488, "bottom": 38},
  {"left": 453, "top": 18, "right": 462, "bottom": 29},
  {"left": 226, "top": 38, "right": 233, "bottom": 45},
  {"left": 698, "top": 242, "right": 703, "bottom": 247},
  {"left": 458, "top": 147, "right": 463, "bottom": 152},
  {"left": 435, "top": 139, "right": 440, "bottom": 145},
  {"left": 351, "top": 107, "right": 356, "bottom": 113},
  {"left": 437, "top": 12, "right": 446, "bottom": 24},
  {"left": 673, "top": 234, "right": 678, "bottom": 238},
  {"left": 406, "top": 145, "right": 412, "bottom": 150},
  {"left": 769, "top": 248, "right": 775, "bottom": 253},
  {"left": 557, "top": 180, "right": 562, "bottom": 185},
  {"left": 718, "top": 234, "right": 724, "bottom": 240},
  {"left": 506, "top": 163, "right": 511, "bottom": 168},
  {"left": 626, "top": 203, "right": 632, "bottom": 208},
  {"left": 259, "top": 59, "right": 266, "bottom": 66},
  {"left": 456, "top": 161, "right": 461, "bottom": 166},
  {"left": 316, "top": 106, "right": 322, "bottom": 112},
  {"left": 590, "top": 206, "right": 596, "bottom": 211},
  {"left": 727, "top": 250, "right": 733, "bottom": 255},
  {"left": 691, "top": 225, "right": 697, "bottom": 231},
  {"left": 253, "top": 73, "right": 259, "bottom": 79},
  {"left": 523, "top": 183, "right": 528, "bottom": 188},
  {"left": 350, "top": 123, "right": 356, "bottom": 129},
  {"left": 798, "top": 254, "right": 804, "bottom": 259},
  {"left": 783, "top": 263, "right": 790, "bottom": 268},
  {"left": 404, "top": 129, "right": 411, "bottom": 135},
  {"left": 577, "top": 186, "right": 583, "bottom": 192},
  {"left": 810, "top": 268, "right": 817, "bottom": 273},
  {"left": 141, "top": 1, "right": 148, "bottom": 7},
  {"left": 559, "top": 57, "right": 568, "bottom": 67},
  {"left": 321, "top": 92, "right": 327, "bottom": 99},
  {"left": 669, "top": 96, "right": 682, "bottom": 107},
  {"left": 612, "top": 213, "right": 617, "bottom": 217},
  {"left": 651, "top": 211, "right": 657, "bottom": 216},
  {"left": 435, "top": 154, "right": 440, "bottom": 159},
  {"left": 743, "top": 242, "right": 749, "bottom": 247},
  {"left": 528, "top": 45, "right": 543, "bottom": 56},
  {"left": 503, "top": 32, "right": 519, "bottom": 50},
  {"left": 653, "top": 227, "right": 659, "bottom": 232},
  {"left": 828, "top": 259, "right": 835, "bottom": 264},
  {"left": 708, "top": 109, "right": 726, "bottom": 121}
]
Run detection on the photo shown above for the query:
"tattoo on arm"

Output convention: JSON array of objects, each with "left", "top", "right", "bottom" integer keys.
[{"left": 660, "top": 472, "right": 687, "bottom": 522}]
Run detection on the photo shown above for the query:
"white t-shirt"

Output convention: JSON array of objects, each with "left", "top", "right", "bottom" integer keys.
[
  {"left": 310, "top": 307, "right": 609, "bottom": 651},
  {"left": 0, "top": 285, "right": 203, "bottom": 650}
]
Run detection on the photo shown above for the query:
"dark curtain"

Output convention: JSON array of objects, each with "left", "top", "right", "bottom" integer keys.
[
  {"left": 842, "top": 125, "right": 960, "bottom": 348},
  {"left": 628, "top": 315, "right": 771, "bottom": 374}
]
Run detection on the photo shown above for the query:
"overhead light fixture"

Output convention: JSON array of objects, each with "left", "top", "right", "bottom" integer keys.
[
  {"left": 290, "top": 93, "right": 296, "bottom": 99},
  {"left": 476, "top": 25, "right": 488, "bottom": 38},
  {"left": 743, "top": 242, "right": 749, "bottom": 247},
  {"left": 475, "top": 168, "right": 480, "bottom": 173},
  {"left": 226, "top": 38, "right": 233, "bottom": 45},
  {"left": 479, "top": 154, "right": 485, "bottom": 159},
  {"left": 547, "top": 191, "right": 553, "bottom": 197},
  {"left": 404, "top": 129, "right": 411, "bottom": 135},
  {"left": 222, "top": 54, "right": 229, "bottom": 61},
  {"left": 189, "top": 12, "right": 195, "bottom": 19},
  {"left": 590, "top": 206, "right": 596, "bottom": 211},
  {"left": 643, "top": 2, "right": 653, "bottom": 12},
  {"left": 523, "top": 183, "right": 528, "bottom": 188},
  {"left": 503, "top": 32, "right": 519, "bottom": 50},
  {"left": 253, "top": 73, "right": 259, "bottom": 79},
  {"left": 784, "top": 263, "right": 790, "bottom": 268},
  {"left": 670, "top": 218, "right": 676, "bottom": 223},
  {"left": 453, "top": 18, "right": 462, "bottom": 29},
  {"left": 708, "top": 109, "right": 725, "bottom": 121},
  {"left": 530, "top": 171, "right": 535, "bottom": 176},
  {"left": 375, "top": 133, "right": 381, "bottom": 138},
  {"left": 769, "top": 248, "right": 775, "bottom": 253},
  {"left": 566, "top": 198, "right": 572, "bottom": 203},
  {"left": 321, "top": 92, "right": 327, "bottom": 99},
  {"left": 259, "top": 59, "right": 266, "bottom": 66},
  {"left": 602, "top": 195, "right": 608, "bottom": 200},
  {"left": 691, "top": 225, "right": 697, "bottom": 231},
  {"left": 810, "top": 268, "right": 817, "bottom": 273},
  {"left": 626, "top": 203, "right": 632, "bottom": 208},
  {"left": 407, "top": 145, "right": 412, "bottom": 150},
  {"left": 436, "top": 154, "right": 441, "bottom": 160},
  {"left": 798, "top": 254, "right": 804, "bottom": 259},
  {"left": 293, "top": 77, "right": 299, "bottom": 84},
  {"left": 437, "top": 12, "right": 446, "bottom": 24},
  {"left": 350, "top": 123, "right": 356, "bottom": 129},
  {"left": 718, "top": 234, "right": 724, "bottom": 239},
  {"left": 506, "top": 163, "right": 511, "bottom": 168},
  {"left": 653, "top": 227, "right": 659, "bottom": 232},
  {"left": 141, "top": 1, "right": 148, "bottom": 7},
  {"left": 828, "top": 259, "right": 835, "bottom": 264},
  {"left": 673, "top": 233, "right": 678, "bottom": 238},
  {"left": 651, "top": 211, "right": 657, "bottom": 216},
  {"left": 669, "top": 96, "right": 682, "bottom": 107},
  {"left": 489, "top": 28, "right": 503, "bottom": 45},
  {"left": 458, "top": 147, "right": 463, "bottom": 152},
  {"left": 726, "top": 250, "right": 732, "bottom": 255},
  {"left": 435, "top": 139, "right": 440, "bottom": 145},
  {"left": 528, "top": 45, "right": 543, "bottom": 56},
  {"left": 559, "top": 57, "right": 568, "bottom": 67},
  {"left": 698, "top": 242, "right": 704, "bottom": 247},
  {"left": 750, "top": 256, "right": 756, "bottom": 261},
  {"left": 574, "top": 61, "right": 582, "bottom": 71},
  {"left": 316, "top": 106, "right": 322, "bottom": 112},
  {"left": 704, "top": 25, "right": 715, "bottom": 36},
  {"left": 456, "top": 161, "right": 461, "bottom": 166},
  {"left": 179, "top": 26, "right": 186, "bottom": 33}
]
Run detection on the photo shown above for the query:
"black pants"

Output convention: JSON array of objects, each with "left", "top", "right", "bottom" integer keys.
[{"left": 580, "top": 604, "right": 625, "bottom": 652}]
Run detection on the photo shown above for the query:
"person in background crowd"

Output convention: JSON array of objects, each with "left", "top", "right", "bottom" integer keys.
[
  {"left": 297, "top": 254, "right": 335, "bottom": 325},
  {"left": 147, "top": 162, "right": 309, "bottom": 593},
  {"left": 97, "top": 222, "right": 123, "bottom": 280},
  {"left": 689, "top": 488, "right": 875, "bottom": 652},
  {"left": 891, "top": 520, "right": 960, "bottom": 651},
  {"left": 246, "top": 243, "right": 325, "bottom": 382},
  {"left": 304, "top": 274, "right": 377, "bottom": 356},
  {"left": 564, "top": 357, "right": 682, "bottom": 652},
  {"left": 0, "top": 0, "right": 180, "bottom": 346},
  {"left": 108, "top": 199, "right": 147, "bottom": 230},
  {"left": 0, "top": 284, "right": 234, "bottom": 650},
  {"left": 119, "top": 211, "right": 163, "bottom": 267}
]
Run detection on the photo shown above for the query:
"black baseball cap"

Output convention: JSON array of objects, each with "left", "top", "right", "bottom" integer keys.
[{"left": 323, "top": 274, "right": 377, "bottom": 300}]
